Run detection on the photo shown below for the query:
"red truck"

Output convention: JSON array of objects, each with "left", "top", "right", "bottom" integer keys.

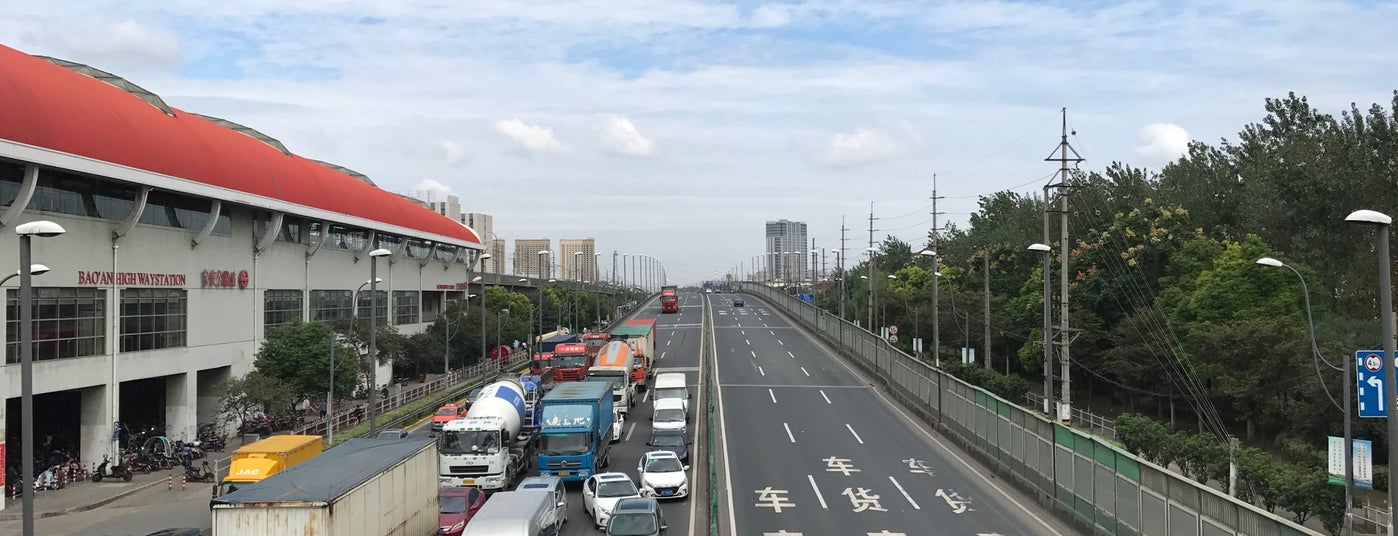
[
  {"left": 530, "top": 351, "right": 556, "bottom": 388},
  {"left": 551, "top": 342, "right": 592, "bottom": 382},
  {"left": 660, "top": 288, "right": 679, "bottom": 314},
  {"left": 582, "top": 332, "right": 610, "bottom": 360}
]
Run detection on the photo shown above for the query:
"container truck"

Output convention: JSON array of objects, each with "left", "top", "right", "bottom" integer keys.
[
  {"left": 612, "top": 320, "right": 657, "bottom": 390},
  {"left": 213, "top": 434, "right": 321, "bottom": 498},
  {"left": 438, "top": 377, "right": 536, "bottom": 491},
  {"left": 660, "top": 288, "right": 678, "bottom": 313},
  {"left": 210, "top": 438, "right": 437, "bottom": 536},
  {"left": 582, "top": 331, "right": 610, "bottom": 359},
  {"left": 590, "top": 341, "right": 638, "bottom": 413},
  {"left": 535, "top": 330, "right": 578, "bottom": 353},
  {"left": 536, "top": 381, "right": 613, "bottom": 482},
  {"left": 551, "top": 342, "right": 591, "bottom": 382}
]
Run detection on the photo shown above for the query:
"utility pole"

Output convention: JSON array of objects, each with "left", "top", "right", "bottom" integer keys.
[
  {"left": 983, "top": 250, "right": 991, "bottom": 371},
  {"left": 840, "top": 217, "right": 848, "bottom": 321},
  {"left": 810, "top": 236, "right": 816, "bottom": 289},
  {"left": 867, "top": 203, "right": 876, "bottom": 330},
  {"left": 1045, "top": 107, "right": 1083, "bottom": 425},
  {"left": 931, "top": 175, "right": 943, "bottom": 366}
]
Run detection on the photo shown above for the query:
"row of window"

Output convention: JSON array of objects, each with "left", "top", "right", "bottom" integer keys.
[{"left": 4, "top": 288, "right": 431, "bottom": 363}]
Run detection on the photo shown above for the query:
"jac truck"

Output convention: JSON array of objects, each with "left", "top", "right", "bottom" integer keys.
[
  {"left": 591, "top": 341, "right": 638, "bottom": 413},
  {"left": 581, "top": 331, "right": 610, "bottom": 359},
  {"left": 551, "top": 342, "right": 592, "bottom": 382},
  {"left": 438, "top": 378, "right": 537, "bottom": 491},
  {"left": 213, "top": 434, "right": 321, "bottom": 498},
  {"left": 612, "top": 319, "right": 656, "bottom": 390},
  {"left": 212, "top": 438, "right": 437, "bottom": 536},
  {"left": 660, "top": 287, "right": 679, "bottom": 314},
  {"left": 536, "top": 380, "right": 613, "bottom": 482}
]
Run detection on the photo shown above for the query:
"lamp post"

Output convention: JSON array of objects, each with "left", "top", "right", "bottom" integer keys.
[
  {"left": 473, "top": 253, "right": 491, "bottom": 368},
  {"left": 366, "top": 248, "right": 392, "bottom": 434},
  {"left": 0, "top": 264, "right": 49, "bottom": 286},
  {"left": 16, "top": 220, "right": 65, "bottom": 536},
  {"left": 1029, "top": 243, "right": 1053, "bottom": 416},
  {"left": 918, "top": 249, "right": 938, "bottom": 365},
  {"left": 329, "top": 277, "right": 380, "bottom": 444},
  {"left": 1345, "top": 209, "right": 1396, "bottom": 532},
  {"left": 1257, "top": 257, "right": 1352, "bottom": 533},
  {"left": 537, "top": 250, "right": 550, "bottom": 339},
  {"left": 497, "top": 308, "right": 510, "bottom": 351}
]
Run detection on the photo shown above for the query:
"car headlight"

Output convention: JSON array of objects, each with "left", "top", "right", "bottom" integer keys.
[{"left": 449, "top": 520, "right": 465, "bottom": 532}]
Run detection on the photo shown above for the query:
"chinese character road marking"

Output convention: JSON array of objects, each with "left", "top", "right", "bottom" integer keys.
[
  {"left": 823, "top": 456, "right": 861, "bottom": 476},
  {"left": 902, "top": 457, "right": 933, "bottom": 475},
  {"left": 935, "top": 488, "right": 973, "bottom": 514},
  {"left": 755, "top": 487, "right": 796, "bottom": 513},
  {"left": 841, "top": 487, "right": 887, "bottom": 512},
  {"left": 763, "top": 532, "right": 804, "bottom": 536},
  {"left": 867, "top": 532, "right": 907, "bottom": 536}
]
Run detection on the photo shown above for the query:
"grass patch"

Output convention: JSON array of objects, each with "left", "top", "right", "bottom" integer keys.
[{"left": 324, "top": 363, "right": 528, "bottom": 450}]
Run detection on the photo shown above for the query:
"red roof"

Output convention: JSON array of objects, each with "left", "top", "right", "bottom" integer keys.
[{"left": 0, "top": 45, "right": 480, "bottom": 246}]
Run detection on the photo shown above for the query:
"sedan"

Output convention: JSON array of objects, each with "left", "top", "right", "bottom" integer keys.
[
  {"left": 438, "top": 486, "right": 487, "bottom": 535},
  {"left": 583, "top": 472, "right": 642, "bottom": 529},
  {"left": 606, "top": 497, "right": 668, "bottom": 535},
  {"left": 635, "top": 451, "right": 688, "bottom": 500},
  {"left": 645, "top": 429, "right": 690, "bottom": 463}
]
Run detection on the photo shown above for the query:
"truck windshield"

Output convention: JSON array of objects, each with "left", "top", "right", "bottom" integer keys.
[
  {"left": 539, "top": 433, "right": 590, "bottom": 455},
  {"left": 439, "top": 430, "right": 500, "bottom": 455},
  {"left": 554, "top": 353, "right": 588, "bottom": 368}
]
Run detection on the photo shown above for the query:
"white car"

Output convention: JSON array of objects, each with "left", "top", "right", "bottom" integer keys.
[
  {"left": 636, "top": 451, "right": 689, "bottom": 500},
  {"left": 612, "top": 406, "right": 625, "bottom": 443},
  {"left": 651, "top": 398, "right": 686, "bottom": 434},
  {"left": 583, "top": 472, "right": 642, "bottom": 529}
]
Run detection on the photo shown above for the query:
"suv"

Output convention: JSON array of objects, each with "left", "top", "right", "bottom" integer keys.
[
  {"left": 732, "top": 297, "right": 744, "bottom": 307},
  {"left": 606, "top": 497, "right": 668, "bottom": 535}
]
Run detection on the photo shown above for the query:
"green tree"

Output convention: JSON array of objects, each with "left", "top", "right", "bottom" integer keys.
[
  {"left": 214, "top": 370, "right": 295, "bottom": 421},
  {"left": 255, "top": 320, "right": 361, "bottom": 400}
]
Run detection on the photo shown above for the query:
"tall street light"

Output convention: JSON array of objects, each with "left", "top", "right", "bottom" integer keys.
[
  {"left": 1257, "top": 256, "right": 1353, "bottom": 533},
  {"left": 1345, "top": 208, "right": 1396, "bottom": 532},
  {"left": 1028, "top": 243, "right": 1053, "bottom": 416},
  {"left": 0, "top": 264, "right": 49, "bottom": 286},
  {"left": 537, "top": 250, "right": 550, "bottom": 339},
  {"left": 16, "top": 220, "right": 65, "bottom": 536},
  {"left": 918, "top": 249, "right": 938, "bottom": 365},
  {"left": 474, "top": 254, "right": 492, "bottom": 364},
  {"left": 366, "top": 247, "right": 392, "bottom": 433},
  {"left": 329, "top": 277, "right": 380, "bottom": 444}
]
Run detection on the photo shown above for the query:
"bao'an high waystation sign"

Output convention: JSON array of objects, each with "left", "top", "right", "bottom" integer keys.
[{"left": 75, "top": 269, "right": 250, "bottom": 289}]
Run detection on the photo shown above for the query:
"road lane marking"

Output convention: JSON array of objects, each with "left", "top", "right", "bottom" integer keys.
[
  {"left": 846, "top": 424, "right": 864, "bottom": 444},
  {"left": 778, "top": 340, "right": 784, "bottom": 346},
  {"left": 783, "top": 422, "right": 796, "bottom": 443},
  {"left": 717, "top": 383, "right": 865, "bottom": 388},
  {"left": 644, "top": 388, "right": 651, "bottom": 403},
  {"left": 751, "top": 350, "right": 757, "bottom": 358},
  {"left": 769, "top": 389, "right": 777, "bottom": 404},
  {"left": 801, "top": 367, "right": 810, "bottom": 377},
  {"left": 759, "top": 366, "right": 766, "bottom": 376},
  {"left": 746, "top": 339, "right": 751, "bottom": 345},
  {"left": 625, "top": 422, "right": 637, "bottom": 442},
  {"left": 807, "top": 475, "right": 829, "bottom": 509},
  {"left": 667, "top": 340, "right": 671, "bottom": 346},
  {"left": 709, "top": 296, "right": 738, "bottom": 536},
  {"left": 820, "top": 390, "right": 832, "bottom": 404},
  {"left": 660, "top": 351, "right": 666, "bottom": 359},
  {"left": 770, "top": 330, "right": 776, "bottom": 336},
  {"left": 888, "top": 476, "right": 920, "bottom": 509},
  {"left": 787, "top": 351, "right": 795, "bottom": 359},
  {"left": 741, "top": 330, "right": 746, "bottom": 336}
]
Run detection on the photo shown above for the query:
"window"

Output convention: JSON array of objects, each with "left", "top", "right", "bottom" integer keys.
[
  {"left": 5, "top": 287, "right": 106, "bottom": 363},
  {"left": 119, "top": 288, "right": 187, "bottom": 352},
  {"left": 277, "top": 218, "right": 302, "bottom": 243},
  {"left": 392, "top": 291, "right": 419, "bottom": 325},
  {"left": 1, "top": 161, "right": 22, "bottom": 207},
  {"left": 264, "top": 290, "right": 303, "bottom": 329},
  {"left": 434, "top": 246, "right": 456, "bottom": 263},
  {"left": 29, "top": 169, "right": 138, "bottom": 220},
  {"left": 405, "top": 239, "right": 430, "bottom": 259},
  {"left": 356, "top": 290, "right": 387, "bottom": 321},
  {"left": 374, "top": 234, "right": 402, "bottom": 252},
  {"left": 327, "top": 225, "right": 368, "bottom": 250},
  {"left": 310, "top": 290, "right": 353, "bottom": 323}
]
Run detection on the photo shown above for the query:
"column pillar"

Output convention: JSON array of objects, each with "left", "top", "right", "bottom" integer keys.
[
  {"left": 80, "top": 384, "right": 112, "bottom": 469},
  {"left": 165, "top": 372, "right": 196, "bottom": 442}
]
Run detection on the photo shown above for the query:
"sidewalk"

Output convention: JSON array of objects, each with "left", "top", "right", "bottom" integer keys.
[{"left": 0, "top": 463, "right": 207, "bottom": 521}]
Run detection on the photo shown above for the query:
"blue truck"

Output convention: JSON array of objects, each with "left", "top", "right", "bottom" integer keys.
[{"left": 536, "top": 380, "right": 613, "bottom": 482}]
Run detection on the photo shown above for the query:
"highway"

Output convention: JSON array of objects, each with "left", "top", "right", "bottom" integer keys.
[{"left": 709, "top": 292, "right": 1077, "bottom": 536}]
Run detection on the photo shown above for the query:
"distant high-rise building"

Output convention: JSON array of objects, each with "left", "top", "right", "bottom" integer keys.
[
  {"left": 764, "top": 219, "right": 808, "bottom": 282},
  {"left": 460, "top": 212, "right": 495, "bottom": 270},
  {"left": 413, "top": 189, "right": 462, "bottom": 222},
  {"left": 489, "top": 239, "right": 506, "bottom": 275},
  {"left": 514, "top": 239, "right": 552, "bottom": 278},
  {"left": 559, "top": 239, "right": 598, "bottom": 282}
]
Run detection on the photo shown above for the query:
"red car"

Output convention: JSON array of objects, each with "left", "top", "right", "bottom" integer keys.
[
  {"left": 438, "top": 486, "right": 487, "bottom": 535},
  {"left": 431, "top": 403, "right": 468, "bottom": 433}
]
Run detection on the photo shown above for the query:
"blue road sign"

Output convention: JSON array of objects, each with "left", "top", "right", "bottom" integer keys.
[{"left": 1357, "top": 350, "right": 1389, "bottom": 418}]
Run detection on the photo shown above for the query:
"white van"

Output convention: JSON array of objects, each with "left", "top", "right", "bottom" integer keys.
[
  {"left": 516, "top": 476, "right": 568, "bottom": 530},
  {"left": 461, "top": 489, "right": 565, "bottom": 536},
  {"left": 651, "top": 373, "right": 690, "bottom": 415},
  {"left": 651, "top": 398, "right": 687, "bottom": 435}
]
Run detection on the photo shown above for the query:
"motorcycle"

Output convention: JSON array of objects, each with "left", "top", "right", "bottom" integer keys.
[
  {"left": 91, "top": 454, "right": 133, "bottom": 482},
  {"left": 182, "top": 459, "right": 216, "bottom": 483}
]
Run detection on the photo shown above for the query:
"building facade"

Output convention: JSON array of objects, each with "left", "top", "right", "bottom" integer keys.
[
  {"left": 417, "top": 190, "right": 462, "bottom": 223},
  {"left": 0, "top": 45, "right": 489, "bottom": 497},
  {"left": 764, "top": 219, "right": 808, "bottom": 283},
  {"left": 461, "top": 212, "right": 496, "bottom": 272},
  {"left": 513, "top": 239, "right": 552, "bottom": 278},
  {"left": 489, "top": 238, "right": 506, "bottom": 275},
  {"left": 559, "top": 239, "right": 597, "bottom": 282}
]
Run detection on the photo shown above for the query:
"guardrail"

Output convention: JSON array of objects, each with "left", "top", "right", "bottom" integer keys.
[
  {"left": 739, "top": 283, "right": 1323, "bottom": 536},
  {"left": 1024, "top": 392, "right": 1118, "bottom": 439},
  {"left": 703, "top": 294, "right": 720, "bottom": 536}
]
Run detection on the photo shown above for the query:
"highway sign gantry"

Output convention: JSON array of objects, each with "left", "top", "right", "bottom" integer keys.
[{"left": 1357, "top": 350, "right": 1390, "bottom": 418}]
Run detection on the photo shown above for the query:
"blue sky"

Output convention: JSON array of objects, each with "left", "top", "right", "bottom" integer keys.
[{"left": 2, "top": 0, "right": 1397, "bottom": 283}]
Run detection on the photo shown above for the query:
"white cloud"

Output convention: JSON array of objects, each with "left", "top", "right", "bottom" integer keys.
[
  {"left": 438, "top": 139, "right": 468, "bottom": 167},
  {"left": 31, "top": 18, "right": 182, "bottom": 70},
  {"left": 493, "top": 119, "right": 564, "bottom": 156},
  {"left": 749, "top": 5, "right": 794, "bottom": 28},
  {"left": 411, "top": 179, "right": 455, "bottom": 201},
  {"left": 814, "top": 128, "right": 905, "bottom": 168},
  {"left": 1135, "top": 123, "right": 1191, "bottom": 163},
  {"left": 597, "top": 114, "right": 657, "bottom": 157}
]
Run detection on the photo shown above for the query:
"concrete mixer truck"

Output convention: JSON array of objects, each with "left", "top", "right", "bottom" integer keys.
[{"left": 438, "top": 377, "right": 538, "bottom": 491}]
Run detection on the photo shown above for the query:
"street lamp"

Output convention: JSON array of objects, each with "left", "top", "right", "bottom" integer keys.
[
  {"left": 1345, "top": 209, "right": 1396, "bottom": 532},
  {"left": 328, "top": 277, "right": 381, "bottom": 444},
  {"left": 16, "top": 220, "right": 64, "bottom": 536},
  {"left": 475, "top": 252, "right": 491, "bottom": 363},
  {"left": 0, "top": 264, "right": 49, "bottom": 286},
  {"left": 918, "top": 249, "right": 938, "bottom": 365},
  {"left": 1028, "top": 243, "right": 1053, "bottom": 416},
  {"left": 497, "top": 308, "right": 510, "bottom": 353},
  {"left": 537, "top": 250, "right": 550, "bottom": 341},
  {"left": 1257, "top": 256, "right": 1352, "bottom": 532},
  {"left": 366, "top": 247, "right": 392, "bottom": 433}
]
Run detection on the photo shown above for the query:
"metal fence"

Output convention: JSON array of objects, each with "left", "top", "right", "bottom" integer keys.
[
  {"left": 740, "top": 283, "right": 1322, "bottom": 536},
  {"left": 1025, "top": 392, "right": 1118, "bottom": 440}
]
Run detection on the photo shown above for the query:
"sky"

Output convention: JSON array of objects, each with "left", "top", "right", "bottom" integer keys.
[{"left": 3, "top": 1, "right": 1397, "bottom": 285}]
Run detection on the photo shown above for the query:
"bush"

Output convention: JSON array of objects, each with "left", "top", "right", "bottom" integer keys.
[{"left": 944, "top": 362, "right": 1031, "bottom": 401}]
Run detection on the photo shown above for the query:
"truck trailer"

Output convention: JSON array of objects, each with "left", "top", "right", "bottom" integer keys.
[
  {"left": 213, "top": 434, "right": 321, "bottom": 498},
  {"left": 210, "top": 438, "right": 437, "bottom": 536},
  {"left": 438, "top": 378, "right": 536, "bottom": 491},
  {"left": 536, "top": 381, "right": 613, "bottom": 482},
  {"left": 612, "top": 320, "right": 656, "bottom": 390}
]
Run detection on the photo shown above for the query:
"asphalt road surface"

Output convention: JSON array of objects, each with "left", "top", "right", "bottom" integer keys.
[{"left": 709, "top": 292, "right": 1078, "bottom": 536}]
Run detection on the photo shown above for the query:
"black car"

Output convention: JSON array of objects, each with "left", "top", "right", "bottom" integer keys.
[
  {"left": 733, "top": 297, "right": 744, "bottom": 307},
  {"left": 646, "top": 429, "right": 690, "bottom": 462},
  {"left": 377, "top": 428, "right": 410, "bottom": 439},
  {"left": 606, "top": 497, "right": 667, "bottom": 535}
]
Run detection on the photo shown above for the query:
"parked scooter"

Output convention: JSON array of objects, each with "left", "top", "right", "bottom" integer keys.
[
  {"left": 182, "top": 459, "right": 216, "bottom": 483},
  {"left": 91, "top": 454, "right": 133, "bottom": 482}
]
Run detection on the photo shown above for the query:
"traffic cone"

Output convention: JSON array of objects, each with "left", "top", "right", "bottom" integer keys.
[
  {"left": 181, "top": 474, "right": 187, "bottom": 490},
  {"left": 167, "top": 475, "right": 172, "bottom": 491}
]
